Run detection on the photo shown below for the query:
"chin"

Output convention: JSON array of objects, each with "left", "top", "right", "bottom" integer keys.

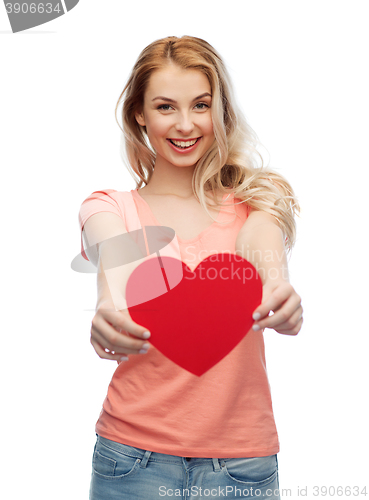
[{"left": 172, "top": 158, "right": 201, "bottom": 168}]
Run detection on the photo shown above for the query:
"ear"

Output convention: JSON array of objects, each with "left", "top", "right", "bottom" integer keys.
[{"left": 135, "top": 110, "right": 146, "bottom": 127}]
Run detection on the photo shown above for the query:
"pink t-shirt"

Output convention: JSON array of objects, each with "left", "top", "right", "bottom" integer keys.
[{"left": 78, "top": 188, "right": 280, "bottom": 458}]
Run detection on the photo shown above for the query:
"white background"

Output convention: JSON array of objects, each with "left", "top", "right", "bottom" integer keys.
[{"left": 1, "top": 1, "right": 368, "bottom": 499}]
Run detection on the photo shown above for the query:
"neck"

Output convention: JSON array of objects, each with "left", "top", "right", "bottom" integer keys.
[{"left": 141, "top": 155, "right": 196, "bottom": 197}]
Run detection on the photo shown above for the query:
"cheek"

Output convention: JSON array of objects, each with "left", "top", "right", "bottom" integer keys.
[
  {"left": 145, "top": 116, "right": 169, "bottom": 140},
  {"left": 200, "top": 115, "right": 214, "bottom": 137}
]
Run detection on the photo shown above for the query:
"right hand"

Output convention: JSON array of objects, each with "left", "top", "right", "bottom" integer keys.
[{"left": 90, "top": 300, "right": 151, "bottom": 363}]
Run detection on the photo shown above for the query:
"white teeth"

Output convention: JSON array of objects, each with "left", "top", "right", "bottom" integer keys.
[{"left": 171, "top": 139, "right": 198, "bottom": 148}]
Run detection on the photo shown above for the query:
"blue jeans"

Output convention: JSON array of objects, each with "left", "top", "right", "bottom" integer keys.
[{"left": 89, "top": 434, "right": 280, "bottom": 499}]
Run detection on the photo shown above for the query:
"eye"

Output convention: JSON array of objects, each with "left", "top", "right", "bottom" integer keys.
[
  {"left": 157, "top": 104, "right": 173, "bottom": 111},
  {"left": 194, "top": 102, "right": 210, "bottom": 110}
]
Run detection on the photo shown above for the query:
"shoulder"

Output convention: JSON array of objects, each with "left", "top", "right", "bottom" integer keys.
[
  {"left": 79, "top": 188, "right": 125, "bottom": 215},
  {"left": 79, "top": 188, "right": 126, "bottom": 237},
  {"left": 242, "top": 208, "right": 281, "bottom": 230},
  {"left": 80, "top": 188, "right": 120, "bottom": 206},
  {"left": 78, "top": 188, "right": 131, "bottom": 263}
]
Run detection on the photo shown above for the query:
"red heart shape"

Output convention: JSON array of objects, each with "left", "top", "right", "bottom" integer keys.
[{"left": 126, "top": 253, "right": 262, "bottom": 376}]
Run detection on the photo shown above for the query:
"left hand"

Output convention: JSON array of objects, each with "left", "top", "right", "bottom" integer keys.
[{"left": 252, "top": 281, "right": 303, "bottom": 335}]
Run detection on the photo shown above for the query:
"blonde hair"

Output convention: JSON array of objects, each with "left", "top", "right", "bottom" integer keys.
[{"left": 115, "top": 35, "right": 301, "bottom": 254}]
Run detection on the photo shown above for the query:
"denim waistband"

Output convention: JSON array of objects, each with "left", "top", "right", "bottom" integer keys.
[{"left": 96, "top": 434, "right": 223, "bottom": 470}]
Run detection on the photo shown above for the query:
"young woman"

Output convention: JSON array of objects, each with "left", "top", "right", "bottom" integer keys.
[{"left": 79, "top": 35, "right": 303, "bottom": 500}]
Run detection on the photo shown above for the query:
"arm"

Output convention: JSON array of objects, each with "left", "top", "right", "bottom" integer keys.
[
  {"left": 236, "top": 209, "right": 303, "bottom": 336},
  {"left": 82, "top": 212, "right": 146, "bottom": 310},
  {"left": 82, "top": 212, "right": 152, "bottom": 361}
]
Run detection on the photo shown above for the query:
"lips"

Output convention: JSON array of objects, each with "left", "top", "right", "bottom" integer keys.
[
  {"left": 166, "top": 137, "right": 202, "bottom": 153},
  {"left": 169, "top": 138, "right": 199, "bottom": 148}
]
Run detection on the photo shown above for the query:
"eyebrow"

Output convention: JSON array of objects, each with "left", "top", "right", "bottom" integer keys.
[{"left": 152, "top": 92, "right": 212, "bottom": 103}]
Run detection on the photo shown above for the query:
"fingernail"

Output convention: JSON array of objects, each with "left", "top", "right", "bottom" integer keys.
[
  {"left": 139, "top": 348, "right": 148, "bottom": 354},
  {"left": 142, "top": 342, "right": 151, "bottom": 350},
  {"left": 142, "top": 331, "right": 151, "bottom": 339},
  {"left": 252, "top": 324, "right": 260, "bottom": 331},
  {"left": 253, "top": 312, "right": 261, "bottom": 320},
  {"left": 120, "top": 356, "right": 129, "bottom": 362}
]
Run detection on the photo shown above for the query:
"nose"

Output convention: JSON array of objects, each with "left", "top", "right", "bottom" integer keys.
[{"left": 175, "top": 111, "right": 194, "bottom": 135}]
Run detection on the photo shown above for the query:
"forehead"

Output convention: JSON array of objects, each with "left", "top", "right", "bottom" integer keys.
[{"left": 145, "top": 64, "right": 211, "bottom": 98}]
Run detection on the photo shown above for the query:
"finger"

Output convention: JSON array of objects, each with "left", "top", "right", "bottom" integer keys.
[
  {"left": 91, "top": 338, "right": 129, "bottom": 361},
  {"left": 275, "top": 315, "right": 304, "bottom": 336},
  {"left": 253, "top": 282, "right": 293, "bottom": 321},
  {"left": 255, "top": 295, "right": 302, "bottom": 330},
  {"left": 91, "top": 326, "right": 151, "bottom": 356},
  {"left": 265, "top": 305, "right": 303, "bottom": 332},
  {"left": 92, "top": 314, "right": 151, "bottom": 353},
  {"left": 104, "top": 308, "right": 151, "bottom": 341},
  {"left": 91, "top": 327, "right": 143, "bottom": 355}
]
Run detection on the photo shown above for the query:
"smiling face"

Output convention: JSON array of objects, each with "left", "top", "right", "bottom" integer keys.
[{"left": 135, "top": 64, "right": 215, "bottom": 170}]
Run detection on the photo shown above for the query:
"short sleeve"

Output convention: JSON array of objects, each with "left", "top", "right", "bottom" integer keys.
[{"left": 78, "top": 189, "right": 123, "bottom": 261}]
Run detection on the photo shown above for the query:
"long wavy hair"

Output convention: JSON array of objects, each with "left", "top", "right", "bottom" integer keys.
[{"left": 115, "top": 35, "right": 300, "bottom": 254}]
